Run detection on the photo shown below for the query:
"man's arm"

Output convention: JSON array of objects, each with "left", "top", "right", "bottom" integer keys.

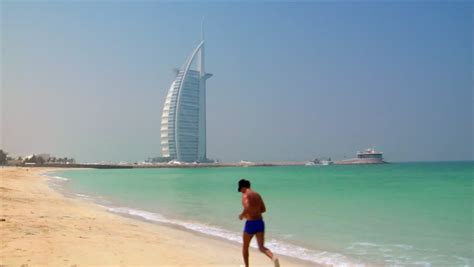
[
  {"left": 239, "top": 195, "right": 250, "bottom": 220},
  {"left": 260, "top": 195, "right": 266, "bottom": 213}
]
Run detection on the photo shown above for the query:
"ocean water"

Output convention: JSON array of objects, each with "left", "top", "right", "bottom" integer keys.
[{"left": 49, "top": 162, "right": 473, "bottom": 266}]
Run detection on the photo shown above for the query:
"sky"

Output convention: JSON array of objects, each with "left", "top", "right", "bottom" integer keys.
[{"left": 1, "top": 1, "right": 472, "bottom": 163}]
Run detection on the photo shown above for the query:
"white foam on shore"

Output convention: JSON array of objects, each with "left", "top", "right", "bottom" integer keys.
[
  {"left": 74, "top": 193, "right": 96, "bottom": 201},
  {"left": 42, "top": 173, "right": 69, "bottom": 181},
  {"left": 52, "top": 175, "right": 69, "bottom": 181},
  {"left": 106, "top": 206, "right": 360, "bottom": 267}
]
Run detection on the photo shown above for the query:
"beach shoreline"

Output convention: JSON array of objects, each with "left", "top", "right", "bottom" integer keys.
[{"left": 0, "top": 167, "right": 315, "bottom": 266}]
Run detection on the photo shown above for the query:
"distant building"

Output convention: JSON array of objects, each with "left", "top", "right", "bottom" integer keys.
[
  {"left": 7, "top": 159, "right": 22, "bottom": 166},
  {"left": 37, "top": 154, "right": 51, "bottom": 162},
  {"left": 24, "top": 154, "right": 50, "bottom": 162},
  {"left": 160, "top": 30, "right": 212, "bottom": 162}
]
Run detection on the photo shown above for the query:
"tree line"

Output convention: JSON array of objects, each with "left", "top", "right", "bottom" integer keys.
[{"left": 0, "top": 149, "right": 75, "bottom": 166}]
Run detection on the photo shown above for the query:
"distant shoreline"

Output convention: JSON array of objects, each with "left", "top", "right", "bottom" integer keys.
[
  {"left": 11, "top": 160, "right": 472, "bottom": 169},
  {"left": 10, "top": 162, "right": 308, "bottom": 169},
  {"left": 9, "top": 160, "right": 387, "bottom": 169}
]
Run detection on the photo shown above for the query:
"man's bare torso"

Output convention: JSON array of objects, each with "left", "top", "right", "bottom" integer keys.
[{"left": 242, "top": 189, "right": 266, "bottom": 220}]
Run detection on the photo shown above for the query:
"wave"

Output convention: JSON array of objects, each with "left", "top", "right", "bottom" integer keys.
[
  {"left": 74, "top": 193, "right": 96, "bottom": 201},
  {"left": 106, "top": 206, "right": 358, "bottom": 266},
  {"left": 52, "top": 175, "right": 69, "bottom": 181},
  {"left": 42, "top": 173, "right": 69, "bottom": 181},
  {"left": 346, "top": 242, "right": 471, "bottom": 266}
]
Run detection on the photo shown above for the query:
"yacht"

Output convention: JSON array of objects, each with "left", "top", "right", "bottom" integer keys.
[{"left": 335, "top": 148, "right": 386, "bottom": 165}]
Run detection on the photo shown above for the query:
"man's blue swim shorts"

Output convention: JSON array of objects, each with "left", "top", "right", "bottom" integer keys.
[{"left": 244, "top": 219, "right": 265, "bottom": 235}]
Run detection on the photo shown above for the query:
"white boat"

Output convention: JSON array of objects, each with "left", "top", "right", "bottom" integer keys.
[
  {"left": 335, "top": 148, "right": 386, "bottom": 165},
  {"left": 305, "top": 158, "right": 333, "bottom": 166},
  {"left": 320, "top": 160, "right": 332, "bottom": 166}
]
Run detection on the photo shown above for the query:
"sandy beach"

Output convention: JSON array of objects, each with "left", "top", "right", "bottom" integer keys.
[{"left": 0, "top": 167, "right": 312, "bottom": 266}]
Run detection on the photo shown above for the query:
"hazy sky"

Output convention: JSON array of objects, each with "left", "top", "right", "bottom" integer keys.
[{"left": 1, "top": 1, "right": 472, "bottom": 163}]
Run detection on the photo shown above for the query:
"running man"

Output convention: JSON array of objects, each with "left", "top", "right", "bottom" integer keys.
[{"left": 238, "top": 179, "right": 280, "bottom": 267}]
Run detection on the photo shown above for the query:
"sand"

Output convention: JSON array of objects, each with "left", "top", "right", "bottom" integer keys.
[{"left": 0, "top": 167, "right": 314, "bottom": 266}]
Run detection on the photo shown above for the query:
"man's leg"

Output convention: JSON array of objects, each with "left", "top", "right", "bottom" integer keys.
[
  {"left": 255, "top": 231, "right": 274, "bottom": 259},
  {"left": 242, "top": 232, "right": 253, "bottom": 267}
]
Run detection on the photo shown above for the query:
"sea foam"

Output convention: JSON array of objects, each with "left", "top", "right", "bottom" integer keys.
[
  {"left": 42, "top": 173, "right": 69, "bottom": 181},
  {"left": 106, "top": 205, "right": 359, "bottom": 267}
]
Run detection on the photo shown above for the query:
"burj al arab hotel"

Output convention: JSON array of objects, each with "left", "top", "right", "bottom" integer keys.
[{"left": 160, "top": 32, "right": 212, "bottom": 162}]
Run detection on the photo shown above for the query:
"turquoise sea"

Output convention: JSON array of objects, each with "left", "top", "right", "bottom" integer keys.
[{"left": 48, "top": 162, "right": 473, "bottom": 266}]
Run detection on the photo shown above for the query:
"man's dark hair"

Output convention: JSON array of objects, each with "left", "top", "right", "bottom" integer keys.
[{"left": 238, "top": 179, "right": 251, "bottom": 192}]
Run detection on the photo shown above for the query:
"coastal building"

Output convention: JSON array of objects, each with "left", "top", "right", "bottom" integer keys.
[
  {"left": 160, "top": 31, "right": 212, "bottom": 162},
  {"left": 24, "top": 154, "right": 51, "bottom": 162}
]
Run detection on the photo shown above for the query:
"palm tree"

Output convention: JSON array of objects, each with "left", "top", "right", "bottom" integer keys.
[
  {"left": 0, "top": 150, "right": 7, "bottom": 165},
  {"left": 28, "top": 155, "right": 37, "bottom": 163},
  {"left": 37, "top": 156, "right": 45, "bottom": 165}
]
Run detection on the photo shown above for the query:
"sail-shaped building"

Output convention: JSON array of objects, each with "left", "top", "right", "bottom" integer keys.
[{"left": 160, "top": 35, "right": 212, "bottom": 162}]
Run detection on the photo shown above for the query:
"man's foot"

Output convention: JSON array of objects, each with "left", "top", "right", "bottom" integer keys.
[{"left": 272, "top": 256, "right": 280, "bottom": 267}]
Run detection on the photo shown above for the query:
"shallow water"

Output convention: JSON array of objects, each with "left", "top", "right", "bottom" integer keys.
[{"left": 51, "top": 162, "right": 473, "bottom": 266}]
